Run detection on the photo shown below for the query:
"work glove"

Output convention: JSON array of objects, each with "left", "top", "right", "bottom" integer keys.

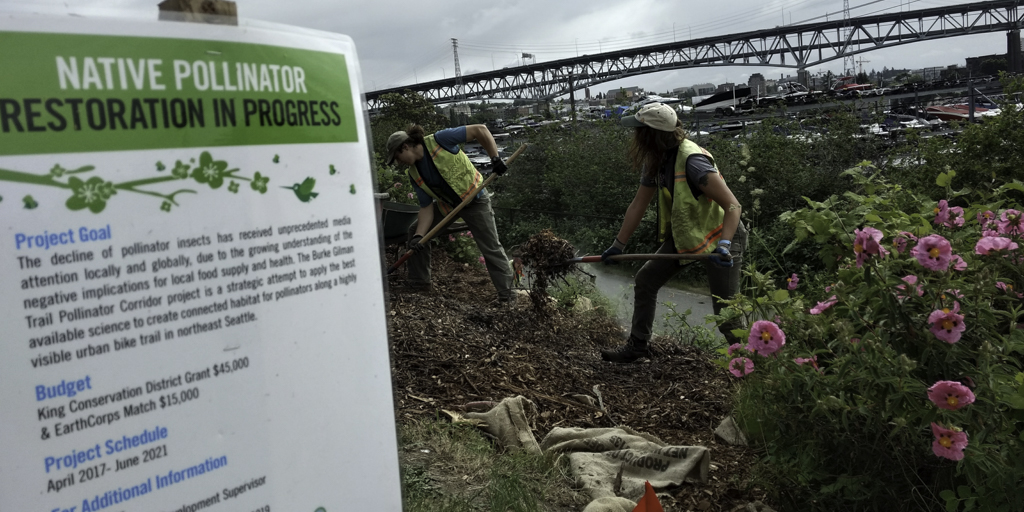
[
  {"left": 601, "top": 246, "right": 622, "bottom": 265},
  {"left": 708, "top": 241, "right": 733, "bottom": 268},
  {"left": 408, "top": 234, "right": 428, "bottom": 254},
  {"left": 491, "top": 156, "right": 508, "bottom": 176}
]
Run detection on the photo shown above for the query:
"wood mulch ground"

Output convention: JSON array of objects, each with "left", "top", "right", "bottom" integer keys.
[{"left": 386, "top": 247, "right": 769, "bottom": 511}]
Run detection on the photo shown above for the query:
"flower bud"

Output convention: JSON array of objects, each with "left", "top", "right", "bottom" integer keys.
[{"left": 899, "top": 354, "right": 917, "bottom": 372}]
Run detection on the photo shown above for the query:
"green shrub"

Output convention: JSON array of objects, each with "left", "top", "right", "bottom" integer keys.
[
  {"left": 722, "top": 166, "right": 1024, "bottom": 511},
  {"left": 441, "top": 231, "right": 483, "bottom": 265},
  {"left": 547, "top": 272, "right": 614, "bottom": 316}
]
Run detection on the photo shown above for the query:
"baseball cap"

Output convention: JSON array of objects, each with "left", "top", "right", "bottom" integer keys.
[
  {"left": 620, "top": 102, "right": 678, "bottom": 132},
  {"left": 385, "top": 131, "right": 410, "bottom": 165}
]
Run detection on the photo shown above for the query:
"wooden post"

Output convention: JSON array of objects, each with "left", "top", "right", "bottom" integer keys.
[{"left": 158, "top": 0, "right": 238, "bottom": 25}]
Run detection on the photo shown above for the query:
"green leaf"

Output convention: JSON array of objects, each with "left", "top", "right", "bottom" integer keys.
[
  {"left": 957, "top": 486, "right": 972, "bottom": 499},
  {"left": 773, "top": 289, "right": 790, "bottom": 302},
  {"left": 1004, "top": 394, "right": 1024, "bottom": 409},
  {"left": 865, "top": 214, "right": 883, "bottom": 223},
  {"left": 939, "top": 489, "right": 956, "bottom": 501},
  {"left": 998, "top": 182, "right": 1024, "bottom": 194},
  {"left": 936, "top": 170, "right": 956, "bottom": 188}
]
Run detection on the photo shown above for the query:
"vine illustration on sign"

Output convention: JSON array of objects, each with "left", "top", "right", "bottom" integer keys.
[{"left": 0, "top": 151, "right": 327, "bottom": 214}]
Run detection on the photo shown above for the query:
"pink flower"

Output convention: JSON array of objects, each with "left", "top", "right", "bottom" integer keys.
[
  {"left": 927, "top": 381, "right": 976, "bottom": 411},
  {"left": 948, "top": 206, "right": 965, "bottom": 227},
  {"left": 928, "top": 307, "right": 966, "bottom": 343},
  {"left": 933, "top": 200, "right": 950, "bottom": 226},
  {"left": 787, "top": 273, "right": 799, "bottom": 290},
  {"left": 951, "top": 254, "right": 967, "bottom": 271},
  {"left": 728, "top": 357, "right": 754, "bottom": 377},
  {"left": 407, "top": 192, "right": 414, "bottom": 199},
  {"left": 746, "top": 320, "right": 786, "bottom": 356},
  {"left": 393, "top": 182, "right": 402, "bottom": 188},
  {"left": 996, "top": 282, "right": 1023, "bottom": 298},
  {"left": 975, "top": 236, "right": 1019, "bottom": 255},
  {"left": 477, "top": 256, "right": 485, "bottom": 264},
  {"left": 942, "top": 289, "right": 964, "bottom": 300},
  {"left": 794, "top": 356, "right": 820, "bottom": 371},
  {"left": 977, "top": 210, "right": 996, "bottom": 228},
  {"left": 912, "top": 234, "right": 952, "bottom": 271},
  {"left": 810, "top": 295, "right": 838, "bottom": 315},
  {"left": 931, "top": 423, "right": 968, "bottom": 461},
  {"left": 853, "top": 227, "right": 888, "bottom": 267},
  {"left": 448, "top": 234, "right": 456, "bottom": 241},
  {"left": 896, "top": 275, "right": 924, "bottom": 299},
  {"left": 998, "top": 209, "right": 1023, "bottom": 235},
  {"left": 893, "top": 231, "right": 917, "bottom": 254},
  {"left": 727, "top": 343, "right": 743, "bottom": 356}
]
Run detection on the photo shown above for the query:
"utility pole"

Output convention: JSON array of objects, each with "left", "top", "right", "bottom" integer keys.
[
  {"left": 842, "top": 0, "right": 854, "bottom": 76},
  {"left": 856, "top": 56, "right": 870, "bottom": 76}
]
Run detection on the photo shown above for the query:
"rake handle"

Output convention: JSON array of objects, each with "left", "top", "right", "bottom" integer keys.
[{"left": 570, "top": 253, "right": 710, "bottom": 264}]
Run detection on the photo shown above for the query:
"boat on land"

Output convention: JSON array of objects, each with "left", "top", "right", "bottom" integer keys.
[
  {"left": 832, "top": 76, "right": 874, "bottom": 96},
  {"left": 924, "top": 105, "right": 990, "bottom": 122},
  {"left": 694, "top": 87, "right": 753, "bottom": 115}
]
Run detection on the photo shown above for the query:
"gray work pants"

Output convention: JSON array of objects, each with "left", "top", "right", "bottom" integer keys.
[
  {"left": 630, "top": 223, "right": 747, "bottom": 344},
  {"left": 408, "top": 195, "right": 514, "bottom": 300}
]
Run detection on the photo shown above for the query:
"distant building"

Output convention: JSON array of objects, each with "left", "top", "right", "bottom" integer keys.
[
  {"left": 686, "top": 83, "right": 715, "bottom": 96},
  {"left": 441, "top": 104, "right": 471, "bottom": 117},
  {"left": 606, "top": 86, "right": 643, "bottom": 102},
  {"left": 966, "top": 53, "right": 1009, "bottom": 75},
  {"left": 516, "top": 105, "right": 539, "bottom": 116},
  {"left": 716, "top": 82, "right": 736, "bottom": 93},
  {"left": 747, "top": 73, "right": 766, "bottom": 95}
]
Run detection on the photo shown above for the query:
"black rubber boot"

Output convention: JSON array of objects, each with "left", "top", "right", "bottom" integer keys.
[{"left": 601, "top": 337, "right": 652, "bottom": 363}]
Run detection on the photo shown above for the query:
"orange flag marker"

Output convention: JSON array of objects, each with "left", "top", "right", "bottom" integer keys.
[{"left": 632, "top": 481, "right": 664, "bottom": 512}]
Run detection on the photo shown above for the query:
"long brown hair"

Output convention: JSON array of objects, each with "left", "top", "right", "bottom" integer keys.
[
  {"left": 405, "top": 124, "right": 426, "bottom": 147},
  {"left": 628, "top": 121, "right": 686, "bottom": 179}
]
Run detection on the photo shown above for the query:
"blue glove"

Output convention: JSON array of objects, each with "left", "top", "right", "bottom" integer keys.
[
  {"left": 708, "top": 242, "right": 733, "bottom": 268},
  {"left": 601, "top": 245, "right": 623, "bottom": 265}
]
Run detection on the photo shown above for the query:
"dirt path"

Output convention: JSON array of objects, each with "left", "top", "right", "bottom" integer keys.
[{"left": 386, "top": 248, "right": 766, "bottom": 511}]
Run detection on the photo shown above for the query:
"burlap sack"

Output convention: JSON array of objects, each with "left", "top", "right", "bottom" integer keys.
[
  {"left": 541, "top": 426, "right": 709, "bottom": 500},
  {"left": 581, "top": 496, "right": 638, "bottom": 512},
  {"left": 463, "top": 395, "right": 542, "bottom": 455}
]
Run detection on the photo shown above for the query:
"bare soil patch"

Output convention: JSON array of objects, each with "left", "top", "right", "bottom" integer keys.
[{"left": 387, "top": 248, "right": 767, "bottom": 511}]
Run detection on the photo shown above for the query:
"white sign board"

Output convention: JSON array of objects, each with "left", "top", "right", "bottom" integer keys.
[{"left": 0, "top": 12, "right": 401, "bottom": 512}]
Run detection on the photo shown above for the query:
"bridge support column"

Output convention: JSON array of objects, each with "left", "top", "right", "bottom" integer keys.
[
  {"left": 1009, "top": 30, "right": 1023, "bottom": 74},
  {"left": 568, "top": 72, "right": 576, "bottom": 125}
]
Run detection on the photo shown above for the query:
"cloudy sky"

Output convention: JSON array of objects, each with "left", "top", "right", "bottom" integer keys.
[{"left": 4, "top": 0, "right": 1009, "bottom": 96}]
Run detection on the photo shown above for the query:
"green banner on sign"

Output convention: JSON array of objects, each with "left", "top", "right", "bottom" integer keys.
[{"left": 0, "top": 31, "right": 358, "bottom": 155}]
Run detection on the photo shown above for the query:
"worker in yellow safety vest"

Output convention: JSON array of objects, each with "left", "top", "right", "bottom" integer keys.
[
  {"left": 600, "top": 103, "right": 747, "bottom": 363},
  {"left": 386, "top": 124, "right": 515, "bottom": 303}
]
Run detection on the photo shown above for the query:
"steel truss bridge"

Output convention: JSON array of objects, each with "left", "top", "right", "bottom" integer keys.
[{"left": 366, "top": 0, "right": 1022, "bottom": 108}]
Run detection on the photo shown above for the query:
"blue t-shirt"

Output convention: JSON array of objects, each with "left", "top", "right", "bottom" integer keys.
[{"left": 410, "top": 126, "right": 485, "bottom": 208}]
